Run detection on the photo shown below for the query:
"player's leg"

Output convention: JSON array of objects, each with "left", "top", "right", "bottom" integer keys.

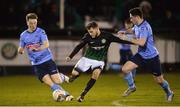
[
  {"left": 33, "top": 63, "right": 63, "bottom": 91},
  {"left": 77, "top": 68, "right": 101, "bottom": 102},
  {"left": 121, "top": 61, "right": 137, "bottom": 97},
  {"left": 121, "top": 54, "right": 142, "bottom": 97},
  {"left": 42, "top": 74, "right": 63, "bottom": 91},
  {"left": 128, "top": 50, "right": 136, "bottom": 78},
  {"left": 42, "top": 74, "right": 73, "bottom": 101},
  {"left": 150, "top": 55, "right": 174, "bottom": 101},
  {"left": 46, "top": 60, "right": 69, "bottom": 83},
  {"left": 69, "top": 57, "right": 90, "bottom": 82},
  {"left": 51, "top": 73, "right": 69, "bottom": 84},
  {"left": 153, "top": 75, "right": 174, "bottom": 101},
  {"left": 44, "top": 59, "right": 73, "bottom": 100},
  {"left": 69, "top": 69, "right": 80, "bottom": 82}
]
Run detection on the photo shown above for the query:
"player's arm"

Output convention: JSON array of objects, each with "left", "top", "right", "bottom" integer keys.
[
  {"left": 66, "top": 36, "right": 88, "bottom": 61},
  {"left": 119, "top": 27, "right": 147, "bottom": 46},
  {"left": 18, "top": 35, "right": 25, "bottom": 54},
  {"left": 18, "top": 47, "right": 24, "bottom": 54},
  {"left": 109, "top": 33, "right": 134, "bottom": 44},
  {"left": 30, "top": 30, "right": 49, "bottom": 51},
  {"left": 31, "top": 40, "right": 49, "bottom": 51}
]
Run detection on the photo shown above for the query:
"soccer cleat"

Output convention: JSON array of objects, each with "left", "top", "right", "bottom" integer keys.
[
  {"left": 122, "top": 87, "right": 136, "bottom": 97},
  {"left": 167, "top": 91, "right": 174, "bottom": 102},
  {"left": 77, "top": 96, "right": 84, "bottom": 102}
]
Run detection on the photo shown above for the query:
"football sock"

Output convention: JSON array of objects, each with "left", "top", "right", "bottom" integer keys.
[
  {"left": 132, "top": 69, "right": 136, "bottom": 78},
  {"left": 51, "top": 84, "right": 63, "bottom": 91},
  {"left": 160, "top": 80, "right": 172, "bottom": 95},
  {"left": 80, "top": 78, "right": 96, "bottom": 97},
  {"left": 124, "top": 72, "right": 135, "bottom": 89},
  {"left": 59, "top": 73, "right": 65, "bottom": 82}
]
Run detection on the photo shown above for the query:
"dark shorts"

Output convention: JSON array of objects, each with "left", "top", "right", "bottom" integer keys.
[
  {"left": 33, "top": 59, "right": 58, "bottom": 82},
  {"left": 119, "top": 49, "right": 133, "bottom": 64},
  {"left": 130, "top": 53, "right": 162, "bottom": 76}
]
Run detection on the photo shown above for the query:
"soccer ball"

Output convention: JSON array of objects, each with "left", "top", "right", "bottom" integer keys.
[{"left": 52, "top": 89, "right": 66, "bottom": 102}]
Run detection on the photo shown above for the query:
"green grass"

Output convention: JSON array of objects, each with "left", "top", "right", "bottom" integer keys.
[{"left": 0, "top": 72, "right": 180, "bottom": 106}]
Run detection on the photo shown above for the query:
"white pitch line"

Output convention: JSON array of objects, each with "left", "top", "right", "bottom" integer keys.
[{"left": 112, "top": 99, "right": 126, "bottom": 106}]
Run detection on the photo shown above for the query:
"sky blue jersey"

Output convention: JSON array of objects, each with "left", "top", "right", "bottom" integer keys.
[
  {"left": 19, "top": 27, "right": 53, "bottom": 65},
  {"left": 133, "top": 20, "right": 159, "bottom": 59}
]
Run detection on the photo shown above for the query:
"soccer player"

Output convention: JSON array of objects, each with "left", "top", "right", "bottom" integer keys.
[
  {"left": 118, "top": 18, "right": 136, "bottom": 79},
  {"left": 66, "top": 21, "right": 133, "bottom": 102},
  {"left": 119, "top": 7, "right": 174, "bottom": 101},
  {"left": 18, "top": 13, "right": 73, "bottom": 101}
]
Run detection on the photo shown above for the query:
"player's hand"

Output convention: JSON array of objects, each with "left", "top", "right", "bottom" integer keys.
[
  {"left": 18, "top": 50, "right": 24, "bottom": 54},
  {"left": 118, "top": 31, "right": 126, "bottom": 40},
  {"left": 27, "top": 46, "right": 38, "bottom": 51},
  {"left": 18, "top": 47, "right": 24, "bottom": 54},
  {"left": 66, "top": 57, "right": 71, "bottom": 62}
]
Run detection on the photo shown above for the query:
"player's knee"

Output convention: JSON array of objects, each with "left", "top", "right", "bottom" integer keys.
[
  {"left": 121, "top": 66, "right": 129, "bottom": 73},
  {"left": 72, "top": 70, "right": 79, "bottom": 76},
  {"left": 52, "top": 78, "right": 63, "bottom": 84},
  {"left": 92, "top": 70, "right": 101, "bottom": 80}
]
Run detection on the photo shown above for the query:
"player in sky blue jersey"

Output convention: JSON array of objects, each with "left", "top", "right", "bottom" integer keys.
[
  {"left": 119, "top": 18, "right": 136, "bottom": 79},
  {"left": 119, "top": 7, "right": 174, "bottom": 101},
  {"left": 18, "top": 13, "right": 73, "bottom": 101}
]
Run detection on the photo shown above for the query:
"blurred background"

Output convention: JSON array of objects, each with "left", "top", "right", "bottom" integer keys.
[{"left": 0, "top": 0, "right": 180, "bottom": 75}]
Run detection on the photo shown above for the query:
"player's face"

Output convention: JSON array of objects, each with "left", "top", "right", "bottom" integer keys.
[
  {"left": 27, "top": 19, "right": 37, "bottom": 31},
  {"left": 130, "top": 14, "right": 138, "bottom": 25},
  {"left": 87, "top": 27, "right": 99, "bottom": 38}
]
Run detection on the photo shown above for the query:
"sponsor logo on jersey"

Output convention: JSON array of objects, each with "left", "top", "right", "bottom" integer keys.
[
  {"left": 91, "top": 46, "right": 105, "bottom": 50},
  {"left": 101, "top": 39, "right": 106, "bottom": 44}
]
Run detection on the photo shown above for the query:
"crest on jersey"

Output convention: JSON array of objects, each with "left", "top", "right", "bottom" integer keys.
[{"left": 101, "top": 39, "right": 106, "bottom": 44}]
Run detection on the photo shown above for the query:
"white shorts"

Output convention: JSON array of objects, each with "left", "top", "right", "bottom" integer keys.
[{"left": 74, "top": 57, "right": 105, "bottom": 72}]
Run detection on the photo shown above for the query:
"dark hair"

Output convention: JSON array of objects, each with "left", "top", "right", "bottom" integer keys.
[
  {"left": 26, "top": 13, "right": 38, "bottom": 21},
  {"left": 129, "top": 7, "right": 143, "bottom": 18},
  {"left": 86, "top": 21, "right": 98, "bottom": 30}
]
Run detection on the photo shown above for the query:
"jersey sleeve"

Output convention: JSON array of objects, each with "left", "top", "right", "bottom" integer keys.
[
  {"left": 139, "top": 26, "right": 148, "bottom": 39},
  {"left": 40, "top": 30, "right": 48, "bottom": 42},
  {"left": 108, "top": 33, "right": 133, "bottom": 44},
  {"left": 19, "top": 34, "right": 25, "bottom": 48},
  {"left": 68, "top": 34, "right": 88, "bottom": 58}
]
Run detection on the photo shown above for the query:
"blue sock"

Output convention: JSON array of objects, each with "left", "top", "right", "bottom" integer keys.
[
  {"left": 59, "top": 73, "right": 65, "bottom": 82},
  {"left": 51, "top": 84, "right": 63, "bottom": 91},
  {"left": 132, "top": 69, "right": 136, "bottom": 78},
  {"left": 51, "top": 84, "right": 70, "bottom": 96},
  {"left": 160, "top": 80, "right": 172, "bottom": 95},
  {"left": 124, "top": 72, "right": 135, "bottom": 89}
]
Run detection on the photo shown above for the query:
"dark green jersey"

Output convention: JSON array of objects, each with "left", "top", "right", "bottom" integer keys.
[{"left": 69, "top": 31, "right": 133, "bottom": 61}]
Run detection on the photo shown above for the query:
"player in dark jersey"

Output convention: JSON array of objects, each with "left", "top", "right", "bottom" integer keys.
[{"left": 66, "top": 21, "right": 133, "bottom": 102}]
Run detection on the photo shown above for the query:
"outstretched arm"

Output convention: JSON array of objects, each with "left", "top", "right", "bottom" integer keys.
[
  {"left": 66, "top": 37, "right": 88, "bottom": 61},
  {"left": 110, "top": 33, "right": 134, "bottom": 44},
  {"left": 118, "top": 29, "right": 146, "bottom": 46}
]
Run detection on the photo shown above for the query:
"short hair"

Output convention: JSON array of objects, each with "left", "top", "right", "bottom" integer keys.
[
  {"left": 26, "top": 13, "right": 38, "bottom": 21},
  {"left": 129, "top": 7, "right": 143, "bottom": 18},
  {"left": 86, "top": 21, "right": 98, "bottom": 30}
]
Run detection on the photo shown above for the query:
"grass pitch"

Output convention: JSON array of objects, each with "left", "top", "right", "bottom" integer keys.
[{"left": 0, "top": 72, "right": 180, "bottom": 106}]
